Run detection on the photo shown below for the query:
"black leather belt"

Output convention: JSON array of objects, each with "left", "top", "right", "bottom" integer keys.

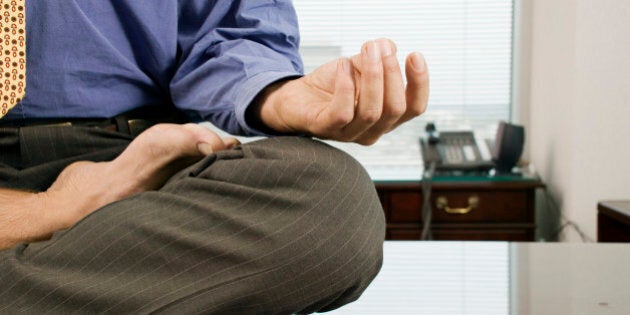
[{"left": 0, "top": 107, "right": 189, "bottom": 137}]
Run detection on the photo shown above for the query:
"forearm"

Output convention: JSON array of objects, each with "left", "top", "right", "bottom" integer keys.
[
  {"left": 0, "top": 189, "right": 61, "bottom": 250},
  {"left": 247, "top": 79, "right": 295, "bottom": 134},
  {"left": 170, "top": 1, "right": 302, "bottom": 136},
  {"left": 0, "top": 123, "right": 238, "bottom": 251}
]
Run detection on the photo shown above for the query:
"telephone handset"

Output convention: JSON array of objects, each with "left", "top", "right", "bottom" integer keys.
[
  {"left": 420, "top": 123, "right": 494, "bottom": 172},
  {"left": 421, "top": 122, "right": 525, "bottom": 173}
]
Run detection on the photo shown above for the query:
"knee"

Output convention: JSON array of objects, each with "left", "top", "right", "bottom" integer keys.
[
  {"left": 245, "top": 137, "right": 385, "bottom": 238},
  {"left": 163, "top": 137, "right": 385, "bottom": 313},
  {"left": 253, "top": 137, "right": 386, "bottom": 312},
  {"left": 307, "top": 151, "right": 385, "bottom": 311}
]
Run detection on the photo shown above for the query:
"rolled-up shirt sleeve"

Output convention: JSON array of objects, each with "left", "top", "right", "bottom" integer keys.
[{"left": 170, "top": 0, "right": 303, "bottom": 136}]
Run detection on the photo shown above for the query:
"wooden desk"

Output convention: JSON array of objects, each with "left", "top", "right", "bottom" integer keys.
[
  {"left": 598, "top": 200, "right": 630, "bottom": 242},
  {"left": 376, "top": 176, "right": 544, "bottom": 241}
]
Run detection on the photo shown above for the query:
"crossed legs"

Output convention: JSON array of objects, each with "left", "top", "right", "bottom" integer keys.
[{"left": 0, "top": 128, "right": 384, "bottom": 314}]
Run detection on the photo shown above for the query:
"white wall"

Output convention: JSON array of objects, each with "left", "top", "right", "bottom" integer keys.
[{"left": 525, "top": 0, "right": 630, "bottom": 241}]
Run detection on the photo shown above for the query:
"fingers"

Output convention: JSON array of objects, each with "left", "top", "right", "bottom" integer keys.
[
  {"left": 357, "top": 39, "right": 406, "bottom": 144},
  {"left": 110, "top": 123, "right": 238, "bottom": 186},
  {"left": 223, "top": 137, "right": 241, "bottom": 149},
  {"left": 340, "top": 40, "right": 384, "bottom": 141},
  {"left": 118, "top": 123, "right": 239, "bottom": 168},
  {"left": 180, "top": 123, "right": 239, "bottom": 156},
  {"left": 319, "top": 58, "right": 355, "bottom": 134},
  {"left": 353, "top": 47, "right": 429, "bottom": 143},
  {"left": 399, "top": 52, "right": 429, "bottom": 126},
  {"left": 287, "top": 38, "right": 429, "bottom": 145}
]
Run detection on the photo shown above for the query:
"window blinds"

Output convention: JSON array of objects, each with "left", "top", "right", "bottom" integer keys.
[
  {"left": 294, "top": 0, "right": 514, "bottom": 138},
  {"left": 327, "top": 242, "right": 510, "bottom": 314}
]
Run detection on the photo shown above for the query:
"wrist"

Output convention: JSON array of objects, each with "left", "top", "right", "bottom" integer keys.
[
  {"left": 1, "top": 191, "right": 65, "bottom": 246},
  {"left": 44, "top": 161, "right": 129, "bottom": 230},
  {"left": 37, "top": 188, "right": 89, "bottom": 232},
  {"left": 250, "top": 79, "right": 296, "bottom": 134},
  {"left": 30, "top": 191, "right": 69, "bottom": 235}
]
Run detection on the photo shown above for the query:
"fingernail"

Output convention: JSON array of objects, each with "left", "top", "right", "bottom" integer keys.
[
  {"left": 366, "top": 41, "right": 380, "bottom": 62},
  {"left": 197, "top": 142, "right": 213, "bottom": 155},
  {"left": 411, "top": 52, "right": 426, "bottom": 72},
  {"left": 377, "top": 39, "right": 393, "bottom": 57},
  {"left": 225, "top": 138, "right": 241, "bottom": 149}
]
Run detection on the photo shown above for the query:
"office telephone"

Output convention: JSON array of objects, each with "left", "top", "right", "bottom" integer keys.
[
  {"left": 420, "top": 122, "right": 525, "bottom": 173},
  {"left": 419, "top": 122, "right": 525, "bottom": 240},
  {"left": 420, "top": 126, "right": 494, "bottom": 172}
]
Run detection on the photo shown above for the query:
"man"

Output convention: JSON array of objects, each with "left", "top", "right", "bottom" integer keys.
[{"left": 0, "top": 1, "right": 428, "bottom": 313}]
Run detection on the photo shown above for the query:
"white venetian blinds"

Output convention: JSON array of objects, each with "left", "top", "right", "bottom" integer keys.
[
  {"left": 327, "top": 242, "right": 510, "bottom": 314},
  {"left": 293, "top": 0, "right": 514, "bottom": 137}
]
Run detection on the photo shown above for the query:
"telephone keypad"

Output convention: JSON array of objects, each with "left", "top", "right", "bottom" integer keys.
[
  {"left": 439, "top": 136, "right": 479, "bottom": 164},
  {"left": 421, "top": 130, "right": 494, "bottom": 172}
]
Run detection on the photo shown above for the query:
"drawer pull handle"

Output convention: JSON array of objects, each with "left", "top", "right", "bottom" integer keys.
[{"left": 436, "top": 195, "right": 479, "bottom": 214}]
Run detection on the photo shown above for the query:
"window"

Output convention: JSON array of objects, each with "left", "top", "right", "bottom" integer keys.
[
  {"left": 293, "top": 0, "right": 515, "bottom": 179},
  {"left": 327, "top": 242, "right": 510, "bottom": 314},
  {"left": 295, "top": 0, "right": 514, "bottom": 135}
]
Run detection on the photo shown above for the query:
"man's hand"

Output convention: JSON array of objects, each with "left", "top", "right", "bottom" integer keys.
[
  {"left": 257, "top": 38, "right": 429, "bottom": 145},
  {"left": 46, "top": 123, "right": 239, "bottom": 230},
  {"left": 0, "top": 124, "right": 238, "bottom": 249}
]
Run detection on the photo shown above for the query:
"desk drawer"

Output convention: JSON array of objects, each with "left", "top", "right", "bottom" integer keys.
[
  {"left": 431, "top": 190, "right": 528, "bottom": 223},
  {"left": 387, "top": 191, "right": 423, "bottom": 222},
  {"left": 386, "top": 190, "right": 528, "bottom": 223}
]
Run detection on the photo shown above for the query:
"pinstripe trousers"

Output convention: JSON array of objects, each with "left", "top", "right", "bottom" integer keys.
[{"left": 0, "top": 125, "right": 385, "bottom": 314}]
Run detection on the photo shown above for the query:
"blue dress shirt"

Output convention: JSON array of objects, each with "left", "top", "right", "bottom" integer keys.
[{"left": 5, "top": 0, "right": 303, "bottom": 136}]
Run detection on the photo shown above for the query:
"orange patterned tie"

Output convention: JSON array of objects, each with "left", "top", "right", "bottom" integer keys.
[{"left": 0, "top": 0, "right": 26, "bottom": 118}]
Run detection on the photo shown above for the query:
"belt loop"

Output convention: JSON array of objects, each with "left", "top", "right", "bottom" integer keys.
[
  {"left": 114, "top": 115, "right": 131, "bottom": 135},
  {"left": 127, "top": 119, "right": 153, "bottom": 137}
]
